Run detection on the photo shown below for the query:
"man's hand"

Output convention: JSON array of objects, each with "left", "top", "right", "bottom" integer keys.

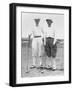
[
  {"left": 42, "top": 38, "right": 46, "bottom": 46},
  {"left": 53, "top": 39, "right": 56, "bottom": 45},
  {"left": 53, "top": 41, "right": 55, "bottom": 45},
  {"left": 43, "top": 42, "right": 46, "bottom": 46}
]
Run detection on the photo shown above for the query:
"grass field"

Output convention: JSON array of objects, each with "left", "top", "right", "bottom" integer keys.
[{"left": 21, "top": 40, "right": 64, "bottom": 77}]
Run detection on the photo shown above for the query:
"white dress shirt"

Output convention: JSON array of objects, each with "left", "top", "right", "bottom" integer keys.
[
  {"left": 30, "top": 26, "right": 43, "bottom": 39},
  {"left": 44, "top": 26, "right": 55, "bottom": 38},
  {"left": 43, "top": 24, "right": 56, "bottom": 45}
]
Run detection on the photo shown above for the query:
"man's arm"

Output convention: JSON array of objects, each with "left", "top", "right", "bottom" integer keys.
[
  {"left": 28, "top": 30, "right": 34, "bottom": 39},
  {"left": 41, "top": 28, "right": 46, "bottom": 45},
  {"left": 53, "top": 38, "right": 56, "bottom": 45},
  {"left": 53, "top": 30, "right": 57, "bottom": 45}
]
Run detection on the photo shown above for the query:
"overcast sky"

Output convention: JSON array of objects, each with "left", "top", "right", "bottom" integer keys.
[{"left": 22, "top": 12, "right": 64, "bottom": 39}]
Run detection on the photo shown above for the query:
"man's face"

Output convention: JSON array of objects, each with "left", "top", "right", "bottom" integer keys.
[
  {"left": 46, "top": 19, "right": 53, "bottom": 27},
  {"left": 35, "top": 22, "right": 39, "bottom": 26},
  {"left": 34, "top": 19, "right": 40, "bottom": 27},
  {"left": 48, "top": 23, "right": 52, "bottom": 27}
]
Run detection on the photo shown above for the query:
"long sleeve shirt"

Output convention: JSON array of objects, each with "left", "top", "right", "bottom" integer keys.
[
  {"left": 43, "top": 25, "right": 56, "bottom": 45},
  {"left": 30, "top": 26, "right": 44, "bottom": 39}
]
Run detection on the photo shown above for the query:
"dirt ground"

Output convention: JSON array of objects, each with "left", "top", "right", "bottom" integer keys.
[{"left": 21, "top": 41, "right": 64, "bottom": 77}]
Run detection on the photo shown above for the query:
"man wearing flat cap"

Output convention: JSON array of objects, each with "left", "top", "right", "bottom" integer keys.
[
  {"left": 30, "top": 18, "right": 43, "bottom": 69},
  {"left": 43, "top": 19, "right": 57, "bottom": 70}
]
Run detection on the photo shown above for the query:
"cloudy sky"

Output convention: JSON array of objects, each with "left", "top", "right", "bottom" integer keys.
[{"left": 21, "top": 12, "right": 64, "bottom": 39}]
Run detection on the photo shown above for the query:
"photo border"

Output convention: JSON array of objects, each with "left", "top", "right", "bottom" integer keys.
[{"left": 9, "top": 3, "right": 71, "bottom": 87}]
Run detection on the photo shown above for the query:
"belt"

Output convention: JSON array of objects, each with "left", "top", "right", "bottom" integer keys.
[
  {"left": 34, "top": 36, "right": 41, "bottom": 38},
  {"left": 46, "top": 37, "right": 54, "bottom": 40},
  {"left": 46, "top": 37, "right": 54, "bottom": 39}
]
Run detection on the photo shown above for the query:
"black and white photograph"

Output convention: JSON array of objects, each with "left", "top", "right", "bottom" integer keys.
[
  {"left": 21, "top": 12, "right": 64, "bottom": 77},
  {"left": 10, "top": 3, "right": 71, "bottom": 87}
]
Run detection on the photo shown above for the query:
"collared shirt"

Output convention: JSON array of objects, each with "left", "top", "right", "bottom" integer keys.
[
  {"left": 31, "top": 26, "right": 43, "bottom": 39},
  {"left": 42, "top": 24, "right": 56, "bottom": 45},
  {"left": 44, "top": 26, "right": 55, "bottom": 38}
]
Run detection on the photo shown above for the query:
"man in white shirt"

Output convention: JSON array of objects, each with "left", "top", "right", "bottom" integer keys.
[
  {"left": 43, "top": 19, "right": 57, "bottom": 70},
  {"left": 30, "top": 19, "right": 43, "bottom": 69}
]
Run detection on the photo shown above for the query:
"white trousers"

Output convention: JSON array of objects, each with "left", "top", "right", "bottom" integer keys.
[
  {"left": 32, "top": 37, "right": 43, "bottom": 66},
  {"left": 32, "top": 37, "right": 43, "bottom": 57}
]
